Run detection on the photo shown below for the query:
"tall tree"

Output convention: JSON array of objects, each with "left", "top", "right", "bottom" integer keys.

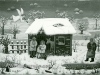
[
  {"left": 0, "top": 16, "right": 8, "bottom": 35},
  {"left": 77, "top": 19, "right": 89, "bottom": 34}
]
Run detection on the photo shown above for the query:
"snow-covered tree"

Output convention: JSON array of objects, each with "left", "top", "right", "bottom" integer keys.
[
  {"left": 79, "top": 10, "right": 83, "bottom": 14},
  {"left": 10, "top": 24, "right": 20, "bottom": 39},
  {"left": 77, "top": 19, "right": 89, "bottom": 34},
  {"left": 0, "top": 55, "right": 15, "bottom": 74},
  {"left": 0, "top": 35, "right": 10, "bottom": 53},
  {"left": 55, "top": 9, "right": 60, "bottom": 13},
  {"left": 0, "top": 16, "right": 8, "bottom": 35},
  {"left": 74, "top": 8, "right": 80, "bottom": 12}
]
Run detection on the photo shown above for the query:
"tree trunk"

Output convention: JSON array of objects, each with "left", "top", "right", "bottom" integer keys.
[
  {"left": 13, "top": 34, "right": 16, "bottom": 39},
  {"left": 80, "top": 30, "right": 83, "bottom": 34},
  {"left": 98, "top": 40, "right": 99, "bottom": 52},
  {"left": 5, "top": 46, "right": 8, "bottom": 54},
  {"left": 2, "top": 25, "right": 4, "bottom": 35},
  {"left": 95, "top": 19, "right": 98, "bottom": 29}
]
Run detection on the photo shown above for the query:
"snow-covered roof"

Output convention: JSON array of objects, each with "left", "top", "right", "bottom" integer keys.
[{"left": 25, "top": 18, "right": 76, "bottom": 35}]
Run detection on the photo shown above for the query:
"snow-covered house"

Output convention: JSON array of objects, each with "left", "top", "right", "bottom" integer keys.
[{"left": 25, "top": 18, "right": 76, "bottom": 55}]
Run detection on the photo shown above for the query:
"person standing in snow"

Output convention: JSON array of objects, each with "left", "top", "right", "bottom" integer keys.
[
  {"left": 30, "top": 37, "right": 37, "bottom": 58},
  {"left": 36, "top": 40, "right": 46, "bottom": 59},
  {"left": 85, "top": 38, "right": 97, "bottom": 62}
]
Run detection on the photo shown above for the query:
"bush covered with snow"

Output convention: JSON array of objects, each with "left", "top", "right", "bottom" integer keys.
[
  {"left": 74, "top": 8, "right": 80, "bottom": 12},
  {"left": 79, "top": 10, "right": 83, "bottom": 14},
  {"left": 55, "top": 9, "right": 60, "bottom": 13},
  {"left": 75, "top": 12, "right": 80, "bottom": 14},
  {"left": 64, "top": 4, "right": 68, "bottom": 7},
  {"left": 34, "top": 3, "right": 38, "bottom": 6}
]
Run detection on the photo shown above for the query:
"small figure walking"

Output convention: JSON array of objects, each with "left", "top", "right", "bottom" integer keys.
[
  {"left": 85, "top": 38, "right": 97, "bottom": 62},
  {"left": 30, "top": 37, "right": 37, "bottom": 58}
]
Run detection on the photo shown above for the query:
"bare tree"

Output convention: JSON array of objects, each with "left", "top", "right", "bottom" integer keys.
[
  {"left": 68, "top": 15, "right": 75, "bottom": 23},
  {"left": 10, "top": 54, "right": 17, "bottom": 62},
  {"left": 0, "top": 35, "right": 10, "bottom": 53},
  {"left": 48, "top": 60, "right": 56, "bottom": 70},
  {"left": 0, "top": 16, "right": 8, "bottom": 35},
  {"left": 77, "top": 19, "right": 89, "bottom": 34},
  {"left": 93, "top": 13, "right": 100, "bottom": 30},
  {"left": 56, "top": 11, "right": 75, "bottom": 23},
  {"left": 73, "top": 40, "right": 79, "bottom": 52},
  {"left": 0, "top": 55, "right": 10, "bottom": 74},
  {"left": 94, "top": 34, "right": 100, "bottom": 52},
  {"left": 10, "top": 24, "right": 20, "bottom": 39}
]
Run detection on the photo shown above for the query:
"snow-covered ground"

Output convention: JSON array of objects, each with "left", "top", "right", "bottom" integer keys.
[
  {"left": 0, "top": 18, "right": 100, "bottom": 74},
  {"left": 0, "top": 40, "right": 100, "bottom": 75}
]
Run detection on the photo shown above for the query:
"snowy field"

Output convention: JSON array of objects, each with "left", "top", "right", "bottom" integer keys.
[
  {"left": 0, "top": 18, "right": 100, "bottom": 74},
  {"left": 0, "top": 40, "right": 100, "bottom": 75},
  {"left": 0, "top": 1, "right": 100, "bottom": 75}
]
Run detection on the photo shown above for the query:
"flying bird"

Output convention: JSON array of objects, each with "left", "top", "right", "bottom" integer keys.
[{"left": 12, "top": 8, "right": 27, "bottom": 22}]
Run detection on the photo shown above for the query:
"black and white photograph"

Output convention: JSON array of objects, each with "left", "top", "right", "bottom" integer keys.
[{"left": 0, "top": 0, "right": 100, "bottom": 75}]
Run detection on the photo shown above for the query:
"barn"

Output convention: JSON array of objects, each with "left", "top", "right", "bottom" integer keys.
[{"left": 25, "top": 18, "right": 76, "bottom": 56}]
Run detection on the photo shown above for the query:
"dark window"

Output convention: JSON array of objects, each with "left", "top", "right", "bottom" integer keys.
[{"left": 58, "top": 36, "right": 65, "bottom": 45}]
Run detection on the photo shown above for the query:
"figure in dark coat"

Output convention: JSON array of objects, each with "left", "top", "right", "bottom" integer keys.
[{"left": 85, "top": 38, "right": 97, "bottom": 62}]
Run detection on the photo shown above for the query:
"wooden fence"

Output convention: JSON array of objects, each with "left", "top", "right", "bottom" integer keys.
[{"left": 9, "top": 41, "right": 28, "bottom": 54}]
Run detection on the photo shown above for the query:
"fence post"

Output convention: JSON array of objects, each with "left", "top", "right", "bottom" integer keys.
[
  {"left": 20, "top": 41, "right": 23, "bottom": 53},
  {"left": 21, "top": 41, "right": 23, "bottom": 49},
  {"left": 11, "top": 41, "right": 14, "bottom": 49},
  {"left": 24, "top": 41, "right": 26, "bottom": 49},
  {"left": 16, "top": 41, "right": 19, "bottom": 49},
  {"left": 16, "top": 41, "right": 19, "bottom": 53},
  {"left": 24, "top": 41, "right": 26, "bottom": 53}
]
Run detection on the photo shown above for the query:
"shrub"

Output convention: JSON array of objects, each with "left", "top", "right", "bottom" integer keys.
[
  {"left": 75, "top": 12, "right": 79, "bottom": 14},
  {"left": 64, "top": 4, "right": 68, "bottom": 7},
  {"left": 74, "top": 8, "right": 80, "bottom": 12},
  {"left": 79, "top": 10, "right": 83, "bottom": 14}
]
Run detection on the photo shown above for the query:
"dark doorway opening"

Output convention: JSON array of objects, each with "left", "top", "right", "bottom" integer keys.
[{"left": 36, "top": 32, "right": 47, "bottom": 46}]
